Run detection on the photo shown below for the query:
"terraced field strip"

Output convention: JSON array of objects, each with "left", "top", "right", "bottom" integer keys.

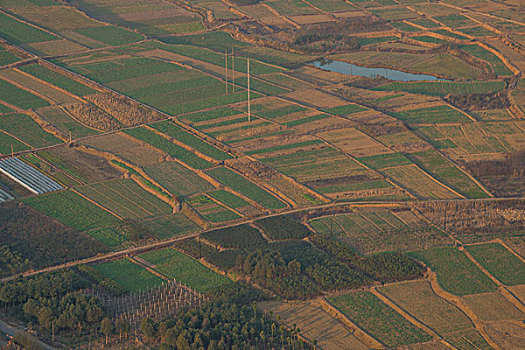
[
  {"left": 379, "top": 280, "right": 495, "bottom": 350},
  {"left": 327, "top": 292, "right": 432, "bottom": 348},
  {"left": 261, "top": 299, "right": 369, "bottom": 350},
  {"left": 207, "top": 167, "right": 287, "bottom": 210},
  {"left": 75, "top": 178, "right": 172, "bottom": 220}
]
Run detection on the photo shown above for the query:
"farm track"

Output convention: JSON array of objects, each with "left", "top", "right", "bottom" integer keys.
[{"left": 2, "top": 196, "right": 524, "bottom": 284}]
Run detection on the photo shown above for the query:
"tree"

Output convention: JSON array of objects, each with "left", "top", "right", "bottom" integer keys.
[
  {"left": 140, "top": 317, "right": 157, "bottom": 339},
  {"left": 101, "top": 318, "right": 114, "bottom": 345}
]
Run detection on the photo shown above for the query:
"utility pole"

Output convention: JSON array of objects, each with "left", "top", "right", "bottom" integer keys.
[
  {"left": 224, "top": 49, "right": 228, "bottom": 94},
  {"left": 232, "top": 48, "right": 235, "bottom": 92},
  {"left": 247, "top": 59, "right": 251, "bottom": 122}
]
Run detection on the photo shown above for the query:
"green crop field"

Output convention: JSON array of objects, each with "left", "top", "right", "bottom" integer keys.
[
  {"left": 139, "top": 248, "right": 231, "bottom": 292},
  {"left": 74, "top": 26, "right": 143, "bottom": 46},
  {"left": 144, "top": 161, "right": 214, "bottom": 197},
  {"left": 0, "top": 113, "right": 62, "bottom": 148},
  {"left": 158, "top": 43, "right": 284, "bottom": 75},
  {"left": 24, "top": 190, "right": 120, "bottom": 231},
  {"left": 0, "top": 131, "right": 29, "bottom": 154},
  {"left": 408, "top": 150, "right": 488, "bottom": 198},
  {"left": 37, "top": 107, "right": 99, "bottom": 139},
  {"left": 202, "top": 224, "right": 267, "bottom": 251},
  {"left": 310, "top": 211, "right": 449, "bottom": 253},
  {"left": 392, "top": 106, "right": 471, "bottom": 124},
  {"left": 255, "top": 215, "right": 311, "bottom": 240},
  {"left": 0, "top": 79, "right": 50, "bottom": 109},
  {"left": 374, "top": 80, "right": 505, "bottom": 97},
  {"left": 188, "top": 194, "right": 240, "bottom": 223},
  {"left": 467, "top": 243, "right": 525, "bottom": 285},
  {"left": 208, "top": 190, "right": 249, "bottom": 209},
  {"left": 144, "top": 214, "right": 200, "bottom": 240},
  {"left": 409, "top": 247, "right": 498, "bottom": 295},
  {"left": 460, "top": 44, "right": 512, "bottom": 76},
  {"left": 76, "top": 178, "right": 172, "bottom": 219},
  {"left": 0, "top": 49, "right": 20, "bottom": 65},
  {"left": 19, "top": 64, "right": 96, "bottom": 96},
  {"left": 358, "top": 153, "right": 412, "bottom": 169},
  {"left": 328, "top": 292, "right": 431, "bottom": 347},
  {"left": 0, "top": 12, "right": 58, "bottom": 45},
  {"left": 93, "top": 258, "right": 164, "bottom": 292},
  {"left": 207, "top": 167, "right": 286, "bottom": 210},
  {"left": 123, "top": 127, "right": 212, "bottom": 169},
  {"left": 151, "top": 121, "right": 233, "bottom": 161}
]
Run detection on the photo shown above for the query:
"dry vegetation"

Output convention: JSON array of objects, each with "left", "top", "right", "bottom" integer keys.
[
  {"left": 85, "top": 92, "right": 166, "bottom": 127},
  {"left": 63, "top": 103, "right": 121, "bottom": 131}
]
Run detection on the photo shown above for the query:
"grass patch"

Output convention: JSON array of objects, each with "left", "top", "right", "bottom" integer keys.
[
  {"left": 24, "top": 190, "right": 120, "bottom": 231},
  {"left": 93, "top": 259, "right": 163, "bottom": 293},
  {"left": 409, "top": 247, "right": 498, "bottom": 295},
  {"left": 207, "top": 167, "right": 286, "bottom": 210},
  {"left": 467, "top": 243, "right": 525, "bottom": 285},
  {"left": 0, "top": 79, "right": 49, "bottom": 109},
  {"left": 123, "top": 127, "right": 212, "bottom": 169},
  {"left": 19, "top": 64, "right": 95, "bottom": 96},
  {"left": 139, "top": 248, "right": 231, "bottom": 292},
  {"left": 328, "top": 292, "right": 431, "bottom": 347}
]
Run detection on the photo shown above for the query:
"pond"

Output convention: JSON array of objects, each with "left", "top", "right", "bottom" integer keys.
[{"left": 311, "top": 59, "right": 448, "bottom": 82}]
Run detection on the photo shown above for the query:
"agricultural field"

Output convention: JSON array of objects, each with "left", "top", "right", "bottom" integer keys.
[
  {"left": 466, "top": 243, "right": 525, "bottom": 285},
  {"left": 327, "top": 292, "right": 431, "bottom": 348},
  {"left": 139, "top": 248, "right": 232, "bottom": 293},
  {"left": 1, "top": 0, "right": 524, "bottom": 347},
  {"left": 23, "top": 189, "right": 120, "bottom": 231},
  {"left": 92, "top": 258, "right": 164, "bottom": 293},
  {"left": 75, "top": 178, "right": 172, "bottom": 220},
  {"left": 202, "top": 224, "right": 267, "bottom": 251},
  {"left": 379, "top": 281, "right": 494, "bottom": 349},
  {"left": 262, "top": 299, "right": 369, "bottom": 350},
  {"left": 186, "top": 194, "right": 240, "bottom": 223},
  {"left": 309, "top": 209, "right": 450, "bottom": 253},
  {"left": 409, "top": 247, "right": 498, "bottom": 295},
  {"left": 207, "top": 167, "right": 286, "bottom": 210}
]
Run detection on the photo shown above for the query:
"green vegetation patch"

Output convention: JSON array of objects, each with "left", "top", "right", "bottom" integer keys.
[
  {"left": 0, "top": 79, "right": 49, "bottom": 109},
  {"left": 144, "top": 214, "right": 200, "bottom": 240},
  {"left": 0, "top": 113, "right": 62, "bottom": 148},
  {"left": 0, "top": 49, "right": 20, "bottom": 65},
  {"left": 467, "top": 243, "right": 525, "bottom": 285},
  {"left": 179, "top": 107, "right": 239, "bottom": 123},
  {"left": 207, "top": 167, "right": 286, "bottom": 210},
  {"left": 24, "top": 190, "right": 120, "bottom": 231},
  {"left": 283, "top": 114, "right": 331, "bottom": 127},
  {"left": 74, "top": 26, "right": 142, "bottom": 46},
  {"left": 255, "top": 215, "right": 311, "bottom": 240},
  {"left": 0, "top": 12, "right": 58, "bottom": 45},
  {"left": 358, "top": 153, "right": 411, "bottom": 169},
  {"left": 92, "top": 259, "right": 163, "bottom": 293},
  {"left": 151, "top": 121, "right": 233, "bottom": 160},
  {"left": 0, "top": 131, "right": 29, "bottom": 154},
  {"left": 409, "top": 247, "right": 498, "bottom": 295},
  {"left": 374, "top": 80, "right": 504, "bottom": 97},
  {"left": 202, "top": 224, "right": 267, "bottom": 251},
  {"left": 247, "top": 140, "right": 322, "bottom": 155},
  {"left": 408, "top": 150, "right": 488, "bottom": 198},
  {"left": 19, "top": 64, "right": 96, "bottom": 96},
  {"left": 392, "top": 105, "right": 470, "bottom": 123},
  {"left": 123, "top": 127, "right": 212, "bottom": 169},
  {"left": 328, "top": 292, "right": 431, "bottom": 347},
  {"left": 140, "top": 248, "right": 231, "bottom": 292},
  {"left": 209, "top": 190, "right": 249, "bottom": 209}
]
